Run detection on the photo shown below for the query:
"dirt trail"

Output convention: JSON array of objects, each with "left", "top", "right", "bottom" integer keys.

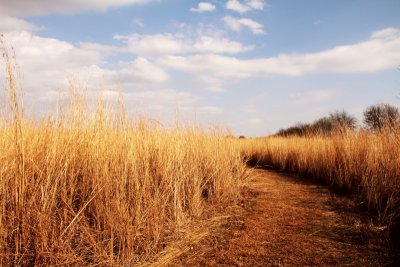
[{"left": 171, "top": 169, "right": 398, "bottom": 266}]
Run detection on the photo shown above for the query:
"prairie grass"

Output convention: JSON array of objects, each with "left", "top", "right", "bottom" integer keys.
[
  {"left": 241, "top": 129, "right": 400, "bottom": 234},
  {"left": 0, "top": 46, "right": 247, "bottom": 266}
]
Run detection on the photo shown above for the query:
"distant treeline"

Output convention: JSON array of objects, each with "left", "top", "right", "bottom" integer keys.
[{"left": 276, "top": 103, "right": 400, "bottom": 137}]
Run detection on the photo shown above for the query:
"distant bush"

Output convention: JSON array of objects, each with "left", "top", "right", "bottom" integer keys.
[
  {"left": 328, "top": 110, "right": 357, "bottom": 132},
  {"left": 364, "top": 103, "right": 400, "bottom": 131},
  {"left": 275, "top": 110, "right": 357, "bottom": 137}
]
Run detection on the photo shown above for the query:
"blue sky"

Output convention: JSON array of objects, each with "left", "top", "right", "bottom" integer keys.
[{"left": 0, "top": 0, "right": 399, "bottom": 136}]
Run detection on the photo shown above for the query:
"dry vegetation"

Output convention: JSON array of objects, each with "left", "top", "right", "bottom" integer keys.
[
  {"left": 0, "top": 45, "right": 247, "bottom": 266},
  {"left": 241, "top": 129, "right": 400, "bottom": 238},
  {"left": 1, "top": 40, "right": 399, "bottom": 265}
]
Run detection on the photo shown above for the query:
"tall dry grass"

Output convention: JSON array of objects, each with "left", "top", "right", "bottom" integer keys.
[
  {"left": 241, "top": 129, "right": 400, "bottom": 234},
  {"left": 0, "top": 45, "right": 247, "bottom": 266}
]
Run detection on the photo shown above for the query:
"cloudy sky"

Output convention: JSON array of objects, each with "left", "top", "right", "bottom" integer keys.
[{"left": 0, "top": 0, "right": 399, "bottom": 136}]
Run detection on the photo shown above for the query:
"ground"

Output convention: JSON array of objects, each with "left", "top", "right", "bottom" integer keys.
[{"left": 167, "top": 169, "right": 398, "bottom": 266}]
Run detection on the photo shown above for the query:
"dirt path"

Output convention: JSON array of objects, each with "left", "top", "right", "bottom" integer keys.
[{"left": 171, "top": 169, "right": 398, "bottom": 266}]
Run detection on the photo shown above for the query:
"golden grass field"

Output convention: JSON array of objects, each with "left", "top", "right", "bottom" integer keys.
[
  {"left": 0, "top": 49, "right": 248, "bottom": 265},
  {"left": 240, "top": 130, "right": 400, "bottom": 232},
  {"left": 0, "top": 101, "right": 249, "bottom": 265},
  {"left": 1, "top": 44, "right": 399, "bottom": 265}
]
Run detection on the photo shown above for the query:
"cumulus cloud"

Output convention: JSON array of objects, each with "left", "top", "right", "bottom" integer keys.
[
  {"left": 190, "top": 2, "right": 216, "bottom": 13},
  {"left": 114, "top": 32, "right": 253, "bottom": 56},
  {"left": 119, "top": 89, "right": 197, "bottom": 114},
  {"left": 246, "top": 0, "right": 266, "bottom": 10},
  {"left": 0, "top": 23, "right": 253, "bottom": 99},
  {"left": 289, "top": 89, "right": 336, "bottom": 105},
  {"left": 98, "top": 90, "right": 222, "bottom": 128},
  {"left": 223, "top": 16, "right": 265, "bottom": 35},
  {"left": 193, "top": 35, "right": 254, "bottom": 53},
  {"left": 159, "top": 28, "right": 400, "bottom": 78},
  {"left": 73, "top": 58, "right": 169, "bottom": 89},
  {"left": 0, "top": 0, "right": 153, "bottom": 16},
  {"left": 0, "top": 31, "right": 168, "bottom": 94},
  {"left": 226, "top": 0, "right": 266, "bottom": 14},
  {"left": 0, "top": 15, "right": 42, "bottom": 32},
  {"left": 26, "top": 88, "right": 198, "bottom": 122},
  {"left": 196, "top": 75, "right": 225, "bottom": 92},
  {"left": 79, "top": 42, "right": 120, "bottom": 55},
  {"left": 114, "top": 33, "right": 186, "bottom": 56},
  {"left": 371, "top": 27, "right": 399, "bottom": 40},
  {"left": 226, "top": 0, "right": 250, "bottom": 13},
  {"left": 158, "top": 28, "right": 400, "bottom": 91}
]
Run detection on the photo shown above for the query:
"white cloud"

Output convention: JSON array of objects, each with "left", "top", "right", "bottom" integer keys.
[
  {"left": 226, "top": 0, "right": 250, "bottom": 13},
  {"left": 0, "top": 24, "right": 252, "bottom": 99},
  {"left": 223, "top": 16, "right": 242, "bottom": 31},
  {"left": 108, "top": 58, "right": 169, "bottom": 85},
  {"left": 196, "top": 76, "right": 225, "bottom": 92},
  {"left": 27, "top": 88, "right": 198, "bottom": 122},
  {"left": 114, "top": 32, "right": 253, "bottom": 56},
  {"left": 193, "top": 35, "right": 254, "bottom": 53},
  {"left": 237, "top": 18, "right": 265, "bottom": 35},
  {"left": 73, "top": 58, "right": 169, "bottom": 88},
  {"left": 0, "top": 15, "right": 42, "bottom": 32},
  {"left": 123, "top": 89, "right": 197, "bottom": 110},
  {"left": 246, "top": 0, "right": 266, "bottom": 10},
  {"left": 159, "top": 28, "right": 400, "bottom": 78},
  {"left": 226, "top": 0, "right": 266, "bottom": 14},
  {"left": 115, "top": 33, "right": 186, "bottom": 56},
  {"left": 132, "top": 17, "right": 145, "bottom": 27},
  {"left": 159, "top": 54, "right": 250, "bottom": 78},
  {"left": 79, "top": 42, "right": 120, "bottom": 55},
  {"left": 289, "top": 89, "right": 335, "bottom": 105},
  {"left": 371, "top": 27, "right": 399, "bottom": 40},
  {"left": 1, "top": 31, "right": 175, "bottom": 121},
  {"left": 159, "top": 28, "right": 400, "bottom": 92},
  {"left": 0, "top": 0, "right": 153, "bottom": 16},
  {"left": 223, "top": 16, "right": 265, "bottom": 35},
  {"left": 0, "top": 31, "right": 168, "bottom": 95},
  {"left": 190, "top": 2, "right": 216, "bottom": 13}
]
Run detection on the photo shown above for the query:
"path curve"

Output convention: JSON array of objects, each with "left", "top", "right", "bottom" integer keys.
[{"left": 172, "top": 169, "right": 397, "bottom": 266}]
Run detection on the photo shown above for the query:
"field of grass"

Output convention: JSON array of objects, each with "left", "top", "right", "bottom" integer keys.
[
  {"left": 0, "top": 105, "right": 248, "bottom": 265},
  {"left": 240, "top": 129, "right": 400, "bottom": 236},
  {"left": 0, "top": 50, "right": 248, "bottom": 265},
  {"left": 2, "top": 45, "right": 399, "bottom": 265}
]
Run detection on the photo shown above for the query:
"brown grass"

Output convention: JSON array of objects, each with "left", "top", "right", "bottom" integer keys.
[
  {"left": 0, "top": 43, "right": 248, "bottom": 266},
  {"left": 174, "top": 169, "right": 396, "bottom": 266},
  {"left": 2, "top": 37, "right": 399, "bottom": 265},
  {"left": 241, "top": 129, "right": 400, "bottom": 235}
]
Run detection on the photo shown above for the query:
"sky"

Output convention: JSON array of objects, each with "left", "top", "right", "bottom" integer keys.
[{"left": 0, "top": 0, "right": 399, "bottom": 136}]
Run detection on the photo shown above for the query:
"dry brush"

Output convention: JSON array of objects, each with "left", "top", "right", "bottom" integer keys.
[
  {"left": 0, "top": 45, "right": 247, "bottom": 265},
  {"left": 241, "top": 130, "right": 400, "bottom": 238}
]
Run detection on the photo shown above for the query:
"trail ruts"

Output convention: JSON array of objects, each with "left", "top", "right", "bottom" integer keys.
[{"left": 171, "top": 169, "right": 399, "bottom": 266}]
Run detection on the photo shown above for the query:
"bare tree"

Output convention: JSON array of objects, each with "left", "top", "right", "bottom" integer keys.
[
  {"left": 329, "top": 110, "right": 357, "bottom": 131},
  {"left": 363, "top": 104, "right": 400, "bottom": 131}
]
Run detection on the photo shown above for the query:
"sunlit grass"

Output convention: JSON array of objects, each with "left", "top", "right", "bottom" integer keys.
[
  {"left": 0, "top": 44, "right": 247, "bottom": 266},
  {"left": 241, "top": 129, "right": 400, "bottom": 232}
]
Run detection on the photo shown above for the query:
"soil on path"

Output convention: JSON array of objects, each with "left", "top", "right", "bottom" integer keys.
[{"left": 170, "top": 169, "right": 398, "bottom": 266}]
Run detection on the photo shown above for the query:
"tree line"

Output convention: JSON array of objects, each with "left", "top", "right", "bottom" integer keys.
[{"left": 275, "top": 103, "right": 400, "bottom": 137}]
